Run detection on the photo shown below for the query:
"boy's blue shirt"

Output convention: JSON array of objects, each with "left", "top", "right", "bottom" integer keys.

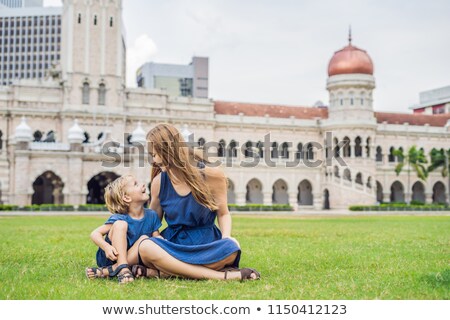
[{"left": 104, "top": 208, "right": 161, "bottom": 248}]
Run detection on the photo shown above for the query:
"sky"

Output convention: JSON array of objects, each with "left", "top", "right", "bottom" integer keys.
[{"left": 43, "top": 0, "right": 450, "bottom": 113}]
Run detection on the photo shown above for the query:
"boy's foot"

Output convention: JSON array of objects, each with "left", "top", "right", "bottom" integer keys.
[
  {"left": 85, "top": 264, "right": 134, "bottom": 283},
  {"left": 85, "top": 266, "right": 107, "bottom": 279}
]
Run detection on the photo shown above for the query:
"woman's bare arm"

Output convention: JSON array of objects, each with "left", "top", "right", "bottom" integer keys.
[{"left": 150, "top": 172, "right": 163, "bottom": 220}]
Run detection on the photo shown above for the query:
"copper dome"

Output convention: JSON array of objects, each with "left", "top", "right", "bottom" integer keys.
[{"left": 328, "top": 44, "right": 374, "bottom": 76}]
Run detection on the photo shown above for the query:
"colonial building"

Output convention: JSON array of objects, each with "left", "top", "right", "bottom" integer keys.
[{"left": 0, "top": 0, "right": 449, "bottom": 210}]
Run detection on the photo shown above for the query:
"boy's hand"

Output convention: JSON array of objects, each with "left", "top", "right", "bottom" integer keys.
[{"left": 104, "top": 245, "right": 118, "bottom": 261}]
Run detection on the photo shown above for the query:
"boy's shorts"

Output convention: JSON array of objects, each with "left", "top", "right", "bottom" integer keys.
[{"left": 96, "top": 248, "right": 115, "bottom": 267}]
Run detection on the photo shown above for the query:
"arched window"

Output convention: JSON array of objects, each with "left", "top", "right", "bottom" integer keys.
[
  {"left": 388, "top": 147, "right": 395, "bottom": 162},
  {"left": 198, "top": 137, "right": 205, "bottom": 147},
  {"left": 333, "top": 138, "right": 340, "bottom": 157},
  {"left": 82, "top": 82, "right": 90, "bottom": 104},
  {"left": 94, "top": 15, "right": 97, "bottom": 26},
  {"left": 334, "top": 165, "right": 339, "bottom": 177},
  {"left": 98, "top": 83, "right": 106, "bottom": 105},
  {"left": 0, "top": 130, "right": 3, "bottom": 150},
  {"left": 256, "top": 141, "right": 264, "bottom": 158},
  {"left": 306, "top": 143, "right": 314, "bottom": 160},
  {"left": 228, "top": 140, "right": 237, "bottom": 158},
  {"left": 244, "top": 141, "right": 253, "bottom": 158},
  {"left": 77, "top": 13, "right": 81, "bottom": 24},
  {"left": 355, "top": 136, "right": 362, "bottom": 157},
  {"left": 218, "top": 140, "right": 225, "bottom": 157},
  {"left": 366, "top": 137, "right": 371, "bottom": 157},
  {"left": 376, "top": 146, "right": 383, "bottom": 162},
  {"left": 397, "top": 147, "right": 404, "bottom": 162},
  {"left": 280, "top": 142, "right": 289, "bottom": 159},
  {"left": 343, "top": 137, "right": 351, "bottom": 157},
  {"left": 271, "top": 142, "right": 278, "bottom": 159},
  {"left": 296, "top": 143, "right": 303, "bottom": 160},
  {"left": 109, "top": 17, "right": 114, "bottom": 27}
]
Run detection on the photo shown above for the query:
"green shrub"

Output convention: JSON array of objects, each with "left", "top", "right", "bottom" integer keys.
[
  {"left": 349, "top": 204, "right": 449, "bottom": 211},
  {"left": 78, "top": 204, "right": 109, "bottom": 211},
  {"left": 0, "top": 204, "right": 19, "bottom": 211},
  {"left": 228, "top": 204, "right": 293, "bottom": 211}
]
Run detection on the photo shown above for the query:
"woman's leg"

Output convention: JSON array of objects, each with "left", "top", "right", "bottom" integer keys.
[
  {"left": 204, "top": 252, "right": 238, "bottom": 270},
  {"left": 138, "top": 240, "right": 257, "bottom": 280}
]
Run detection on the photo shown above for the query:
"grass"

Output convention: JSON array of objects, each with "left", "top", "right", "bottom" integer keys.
[{"left": 0, "top": 214, "right": 449, "bottom": 300}]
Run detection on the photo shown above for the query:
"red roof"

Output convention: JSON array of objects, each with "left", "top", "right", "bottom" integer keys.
[
  {"left": 375, "top": 112, "right": 450, "bottom": 127},
  {"left": 214, "top": 100, "right": 450, "bottom": 127},
  {"left": 214, "top": 101, "right": 328, "bottom": 120}
]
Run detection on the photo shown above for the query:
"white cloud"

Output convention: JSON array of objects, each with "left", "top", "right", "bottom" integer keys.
[{"left": 126, "top": 34, "right": 158, "bottom": 87}]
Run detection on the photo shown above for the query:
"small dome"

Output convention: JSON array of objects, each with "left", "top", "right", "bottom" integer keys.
[
  {"left": 68, "top": 119, "right": 85, "bottom": 144},
  {"left": 15, "top": 117, "right": 33, "bottom": 142},
  {"left": 180, "top": 124, "right": 192, "bottom": 142},
  {"left": 328, "top": 38, "right": 374, "bottom": 76},
  {"left": 130, "top": 121, "right": 146, "bottom": 145}
]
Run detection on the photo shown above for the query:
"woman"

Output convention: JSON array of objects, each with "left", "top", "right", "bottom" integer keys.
[{"left": 137, "top": 123, "right": 260, "bottom": 281}]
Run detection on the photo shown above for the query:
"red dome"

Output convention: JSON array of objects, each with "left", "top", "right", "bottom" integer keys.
[{"left": 328, "top": 44, "right": 374, "bottom": 76}]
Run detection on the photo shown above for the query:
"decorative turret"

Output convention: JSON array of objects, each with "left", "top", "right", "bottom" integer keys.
[
  {"left": 180, "top": 124, "right": 192, "bottom": 143},
  {"left": 14, "top": 117, "right": 33, "bottom": 150},
  {"left": 130, "top": 122, "right": 146, "bottom": 146},
  {"left": 68, "top": 119, "right": 85, "bottom": 151}
]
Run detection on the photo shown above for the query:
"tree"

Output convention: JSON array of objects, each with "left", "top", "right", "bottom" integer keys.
[
  {"left": 428, "top": 148, "right": 450, "bottom": 204},
  {"left": 393, "top": 146, "right": 428, "bottom": 204},
  {"left": 428, "top": 148, "right": 450, "bottom": 177}
]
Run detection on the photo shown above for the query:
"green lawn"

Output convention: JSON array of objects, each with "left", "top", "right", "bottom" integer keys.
[{"left": 0, "top": 214, "right": 448, "bottom": 299}]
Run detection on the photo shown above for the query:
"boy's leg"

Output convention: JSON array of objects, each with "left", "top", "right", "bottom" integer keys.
[{"left": 104, "top": 220, "right": 134, "bottom": 283}]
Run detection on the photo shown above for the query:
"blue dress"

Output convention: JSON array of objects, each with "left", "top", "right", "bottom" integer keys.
[
  {"left": 149, "top": 171, "right": 241, "bottom": 267},
  {"left": 96, "top": 209, "right": 161, "bottom": 267}
]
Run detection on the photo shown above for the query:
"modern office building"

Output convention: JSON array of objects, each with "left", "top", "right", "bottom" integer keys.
[
  {"left": 0, "top": 1, "right": 62, "bottom": 85},
  {"left": 411, "top": 85, "right": 450, "bottom": 115},
  {"left": 0, "top": 0, "right": 43, "bottom": 8},
  {"left": 136, "top": 56, "right": 209, "bottom": 98}
]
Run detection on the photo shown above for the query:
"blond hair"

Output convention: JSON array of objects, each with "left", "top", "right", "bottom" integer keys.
[
  {"left": 147, "top": 123, "right": 218, "bottom": 211},
  {"left": 104, "top": 175, "right": 132, "bottom": 214}
]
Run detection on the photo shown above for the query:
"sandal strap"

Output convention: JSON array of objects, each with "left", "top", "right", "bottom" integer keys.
[
  {"left": 117, "top": 271, "right": 134, "bottom": 283},
  {"left": 109, "top": 264, "right": 129, "bottom": 277}
]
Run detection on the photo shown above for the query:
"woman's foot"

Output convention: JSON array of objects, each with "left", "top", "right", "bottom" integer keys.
[
  {"left": 131, "top": 264, "right": 173, "bottom": 279},
  {"left": 224, "top": 268, "right": 260, "bottom": 281}
]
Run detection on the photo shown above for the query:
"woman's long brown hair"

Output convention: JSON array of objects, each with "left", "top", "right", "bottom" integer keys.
[{"left": 147, "top": 123, "right": 218, "bottom": 211}]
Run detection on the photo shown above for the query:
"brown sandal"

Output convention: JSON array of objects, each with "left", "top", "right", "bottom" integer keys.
[
  {"left": 131, "top": 264, "right": 160, "bottom": 278},
  {"left": 224, "top": 268, "right": 260, "bottom": 281}
]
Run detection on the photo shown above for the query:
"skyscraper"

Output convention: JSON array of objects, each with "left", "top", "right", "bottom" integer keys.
[
  {"left": 0, "top": 1, "right": 61, "bottom": 86},
  {"left": 0, "top": 0, "right": 43, "bottom": 9}
]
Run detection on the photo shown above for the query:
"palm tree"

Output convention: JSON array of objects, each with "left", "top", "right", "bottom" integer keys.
[
  {"left": 393, "top": 146, "right": 428, "bottom": 204},
  {"left": 428, "top": 148, "right": 450, "bottom": 204}
]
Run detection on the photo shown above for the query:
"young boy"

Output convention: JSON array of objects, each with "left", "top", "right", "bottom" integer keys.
[{"left": 85, "top": 175, "right": 161, "bottom": 284}]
